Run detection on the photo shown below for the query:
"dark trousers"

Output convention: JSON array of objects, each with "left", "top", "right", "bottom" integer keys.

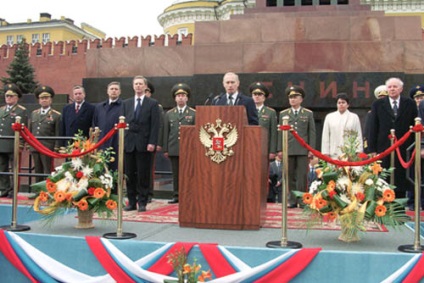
[
  {"left": 288, "top": 155, "right": 308, "bottom": 205},
  {"left": 169, "top": 156, "right": 179, "bottom": 199},
  {"left": 31, "top": 152, "right": 52, "bottom": 183},
  {"left": 124, "top": 151, "right": 153, "bottom": 207},
  {"left": 0, "top": 152, "right": 12, "bottom": 191}
]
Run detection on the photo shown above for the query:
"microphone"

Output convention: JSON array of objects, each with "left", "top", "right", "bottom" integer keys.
[
  {"left": 204, "top": 93, "right": 214, "bottom": 105},
  {"left": 211, "top": 93, "right": 223, "bottom": 105}
]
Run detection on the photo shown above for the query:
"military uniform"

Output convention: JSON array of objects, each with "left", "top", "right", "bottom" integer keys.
[
  {"left": 0, "top": 84, "right": 28, "bottom": 195},
  {"left": 258, "top": 106, "right": 277, "bottom": 155},
  {"left": 277, "top": 86, "right": 316, "bottom": 207},
  {"left": 163, "top": 83, "right": 196, "bottom": 203}
]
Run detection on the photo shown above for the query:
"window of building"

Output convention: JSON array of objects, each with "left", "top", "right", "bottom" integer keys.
[
  {"left": 6, "top": 35, "right": 13, "bottom": 45},
  {"left": 177, "top": 28, "right": 188, "bottom": 42},
  {"left": 32, "top": 34, "right": 39, "bottom": 44},
  {"left": 283, "top": 0, "right": 295, "bottom": 6},
  {"left": 42, "top": 33, "right": 50, "bottom": 43},
  {"left": 17, "top": 35, "right": 24, "bottom": 43},
  {"left": 266, "top": 0, "right": 277, "bottom": 6},
  {"left": 302, "top": 0, "right": 313, "bottom": 5},
  {"left": 319, "top": 0, "right": 331, "bottom": 5}
]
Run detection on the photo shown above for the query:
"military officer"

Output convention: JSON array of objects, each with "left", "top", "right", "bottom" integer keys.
[
  {"left": 163, "top": 83, "right": 196, "bottom": 204},
  {"left": 0, "top": 83, "right": 28, "bottom": 197},
  {"left": 30, "top": 85, "right": 61, "bottom": 182},
  {"left": 249, "top": 82, "right": 277, "bottom": 160},
  {"left": 277, "top": 85, "right": 316, "bottom": 208}
]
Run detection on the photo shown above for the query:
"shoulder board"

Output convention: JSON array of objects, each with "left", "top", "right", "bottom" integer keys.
[
  {"left": 51, "top": 109, "right": 61, "bottom": 115},
  {"left": 31, "top": 109, "right": 38, "bottom": 114},
  {"left": 301, "top": 108, "right": 312, "bottom": 113},
  {"left": 189, "top": 107, "right": 196, "bottom": 112},
  {"left": 166, "top": 108, "right": 176, "bottom": 114},
  {"left": 280, "top": 109, "right": 289, "bottom": 114},
  {"left": 265, "top": 106, "right": 276, "bottom": 112},
  {"left": 17, "top": 105, "right": 27, "bottom": 110}
]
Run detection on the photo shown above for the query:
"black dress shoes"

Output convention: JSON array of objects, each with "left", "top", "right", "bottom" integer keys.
[
  {"left": 168, "top": 198, "right": 179, "bottom": 204},
  {"left": 0, "top": 189, "right": 11, "bottom": 198},
  {"left": 138, "top": 205, "right": 146, "bottom": 212},
  {"left": 123, "top": 205, "right": 137, "bottom": 211},
  {"left": 287, "top": 204, "right": 297, "bottom": 209}
]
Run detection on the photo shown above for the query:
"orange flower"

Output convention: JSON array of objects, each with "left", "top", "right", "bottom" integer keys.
[
  {"left": 303, "top": 193, "right": 313, "bottom": 205},
  {"left": 315, "top": 198, "right": 327, "bottom": 209},
  {"left": 327, "top": 211, "right": 337, "bottom": 221},
  {"left": 375, "top": 205, "right": 387, "bottom": 217},
  {"left": 65, "top": 193, "right": 73, "bottom": 201},
  {"left": 183, "top": 264, "right": 192, "bottom": 274},
  {"left": 315, "top": 168, "right": 323, "bottom": 179},
  {"left": 382, "top": 189, "right": 395, "bottom": 202},
  {"left": 93, "top": 187, "right": 106, "bottom": 198},
  {"left": 83, "top": 140, "right": 93, "bottom": 151},
  {"left": 370, "top": 163, "right": 383, "bottom": 175},
  {"left": 76, "top": 199, "right": 89, "bottom": 211},
  {"left": 39, "top": 191, "right": 49, "bottom": 202},
  {"left": 326, "top": 180, "right": 336, "bottom": 191},
  {"left": 106, "top": 199, "right": 117, "bottom": 210},
  {"left": 73, "top": 140, "right": 80, "bottom": 148},
  {"left": 198, "top": 270, "right": 212, "bottom": 282},
  {"left": 46, "top": 181, "right": 57, "bottom": 193},
  {"left": 54, "top": 191, "right": 66, "bottom": 202}
]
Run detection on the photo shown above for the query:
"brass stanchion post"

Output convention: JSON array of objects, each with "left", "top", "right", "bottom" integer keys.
[
  {"left": 103, "top": 116, "right": 136, "bottom": 239},
  {"left": 266, "top": 116, "right": 302, "bottom": 249},
  {"left": 0, "top": 116, "right": 30, "bottom": 231},
  {"left": 390, "top": 129, "right": 395, "bottom": 186},
  {"left": 398, "top": 118, "right": 424, "bottom": 253}
]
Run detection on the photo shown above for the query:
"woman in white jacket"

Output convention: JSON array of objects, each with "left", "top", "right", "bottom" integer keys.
[{"left": 321, "top": 93, "right": 363, "bottom": 159}]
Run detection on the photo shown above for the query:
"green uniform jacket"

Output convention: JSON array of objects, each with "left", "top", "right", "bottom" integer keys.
[
  {"left": 29, "top": 108, "right": 61, "bottom": 150},
  {"left": 0, "top": 104, "right": 28, "bottom": 153},
  {"left": 277, "top": 107, "right": 316, "bottom": 155},
  {"left": 258, "top": 106, "right": 277, "bottom": 154},
  {"left": 163, "top": 107, "right": 196, "bottom": 156}
]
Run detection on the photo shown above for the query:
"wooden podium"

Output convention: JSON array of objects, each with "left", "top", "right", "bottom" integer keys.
[{"left": 179, "top": 106, "right": 268, "bottom": 230}]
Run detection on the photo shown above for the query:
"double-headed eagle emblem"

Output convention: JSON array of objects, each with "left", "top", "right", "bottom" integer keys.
[{"left": 199, "top": 118, "right": 238, "bottom": 164}]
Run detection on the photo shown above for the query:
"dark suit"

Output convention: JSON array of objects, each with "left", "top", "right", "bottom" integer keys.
[
  {"left": 29, "top": 108, "right": 61, "bottom": 182},
  {"left": 122, "top": 95, "right": 160, "bottom": 208},
  {"left": 368, "top": 96, "right": 417, "bottom": 198},
  {"left": 92, "top": 99, "right": 123, "bottom": 171},
  {"left": 0, "top": 104, "right": 28, "bottom": 191},
  {"left": 60, "top": 101, "right": 95, "bottom": 145},
  {"left": 269, "top": 159, "right": 283, "bottom": 203},
  {"left": 212, "top": 93, "right": 259, "bottom": 125}
]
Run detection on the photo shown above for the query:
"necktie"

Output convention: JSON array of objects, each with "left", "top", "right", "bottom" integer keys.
[
  {"left": 393, "top": 100, "right": 398, "bottom": 117},
  {"left": 135, "top": 98, "right": 141, "bottom": 118},
  {"left": 277, "top": 161, "right": 281, "bottom": 170},
  {"left": 179, "top": 109, "right": 183, "bottom": 116},
  {"left": 75, "top": 104, "right": 80, "bottom": 113},
  {"left": 41, "top": 110, "right": 46, "bottom": 115},
  {"left": 294, "top": 110, "right": 298, "bottom": 117},
  {"left": 6, "top": 106, "right": 10, "bottom": 112},
  {"left": 228, "top": 95, "right": 234, "bottom": 106}
]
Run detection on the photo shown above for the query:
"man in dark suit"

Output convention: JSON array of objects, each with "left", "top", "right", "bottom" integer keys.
[
  {"left": 163, "top": 83, "right": 196, "bottom": 204},
  {"left": 30, "top": 85, "right": 61, "bottom": 182},
  {"left": 212, "top": 72, "right": 258, "bottom": 125},
  {"left": 92, "top": 81, "right": 123, "bottom": 172},
  {"left": 122, "top": 75, "right": 161, "bottom": 212},
  {"left": 368, "top": 77, "right": 417, "bottom": 200},
  {"left": 0, "top": 83, "right": 28, "bottom": 197},
  {"left": 268, "top": 153, "right": 283, "bottom": 203},
  {"left": 60, "top": 85, "right": 95, "bottom": 145}
]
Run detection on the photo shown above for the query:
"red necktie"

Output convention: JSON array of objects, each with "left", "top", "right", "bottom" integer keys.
[{"left": 76, "top": 104, "right": 80, "bottom": 113}]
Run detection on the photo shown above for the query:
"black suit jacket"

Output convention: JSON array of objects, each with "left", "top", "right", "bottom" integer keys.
[
  {"left": 368, "top": 96, "right": 417, "bottom": 154},
  {"left": 212, "top": 93, "right": 259, "bottom": 125},
  {"left": 60, "top": 102, "right": 95, "bottom": 142},
  {"left": 121, "top": 96, "right": 160, "bottom": 153}
]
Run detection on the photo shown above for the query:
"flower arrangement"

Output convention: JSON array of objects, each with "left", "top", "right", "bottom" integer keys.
[
  {"left": 294, "top": 130, "right": 410, "bottom": 242},
  {"left": 32, "top": 130, "right": 118, "bottom": 222},
  {"left": 166, "top": 246, "right": 212, "bottom": 283}
]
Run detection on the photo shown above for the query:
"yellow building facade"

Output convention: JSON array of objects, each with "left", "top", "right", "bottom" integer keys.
[{"left": 0, "top": 13, "right": 104, "bottom": 46}]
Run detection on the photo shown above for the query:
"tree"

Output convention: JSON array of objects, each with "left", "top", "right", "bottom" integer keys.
[{"left": 1, "top": 38, "right": 38, "bottom": 94}]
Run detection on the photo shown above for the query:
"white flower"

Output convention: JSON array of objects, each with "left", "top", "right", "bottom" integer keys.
[
  {"left": 351, "top": 182, "right": 364, "bottom": 195},
  {"left": 71, "top": 158, "right": 83, "bottom": 170},
  {"left": 337, "top": 176, "right": 351, "bottom": 192},
  {"left": 82, "top": 165, "right": 93, "bottom": 178},
  {"left": 100, "top": 174, "right": 113, "bottom": 189},
  {"left": 365, "top": 179, "right": 374, "bottom": 186},
  {"left": 64, "top": 171, "right": 74, "bottom": 182},
  {"left": 339, "top": 193, "right": 351, "bottom": 204}
]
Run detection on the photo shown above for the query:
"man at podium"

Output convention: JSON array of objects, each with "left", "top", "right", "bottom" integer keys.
[{"left": 212, "top": 72, "right": 258, "bottom": 125}]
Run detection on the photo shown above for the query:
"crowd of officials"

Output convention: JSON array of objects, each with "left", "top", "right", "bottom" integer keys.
[{"left": 0, "top": 75, "right": 423, "bottom": 212}]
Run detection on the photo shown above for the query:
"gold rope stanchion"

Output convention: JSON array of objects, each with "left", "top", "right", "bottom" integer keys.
[
  {"left": 0, "top": 116, "right": 30, "bottom": 231},
  {"left": 103, "top": 116, "right": 136, "bottom": 239},
  {"left": 390, "top": 129, "right": 395, "bottom": 186},
  {"left": 266, "top": 116, "right": 302, "bottom": 249},
  {"left": 398, "top": 117, "right": 424, "bottom": 253}
]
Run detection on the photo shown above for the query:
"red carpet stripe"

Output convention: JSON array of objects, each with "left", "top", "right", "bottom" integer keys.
[
  {"left": 255, "top": 248, "right": 322, "bottom": 283},
  {"left": 148, "top": 242, "right": 196, "bottom": 275},
  {"left": 199, "top": 244, "right": 236, "bottom": 278},
  {"left": 402, "top": 253, "right": 424, "bottom": 283},
  {"left": 85, "top": 236, "right": 135, "bottom": 283},
  {"left": 0, "top": 231, "right": 38, "bottom": 283}
]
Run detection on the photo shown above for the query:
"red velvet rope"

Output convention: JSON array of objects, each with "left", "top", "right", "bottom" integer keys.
[
  {"left": 279, "top": 124, "right": 416, "bottom": 167},
  {"left": 13, "top": 123, "right": 125, "bottom": 159}
]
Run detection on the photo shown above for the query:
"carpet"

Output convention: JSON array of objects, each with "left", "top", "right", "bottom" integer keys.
[{"left": 97, "top": 201, "right": 387, "bottom": 232}]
